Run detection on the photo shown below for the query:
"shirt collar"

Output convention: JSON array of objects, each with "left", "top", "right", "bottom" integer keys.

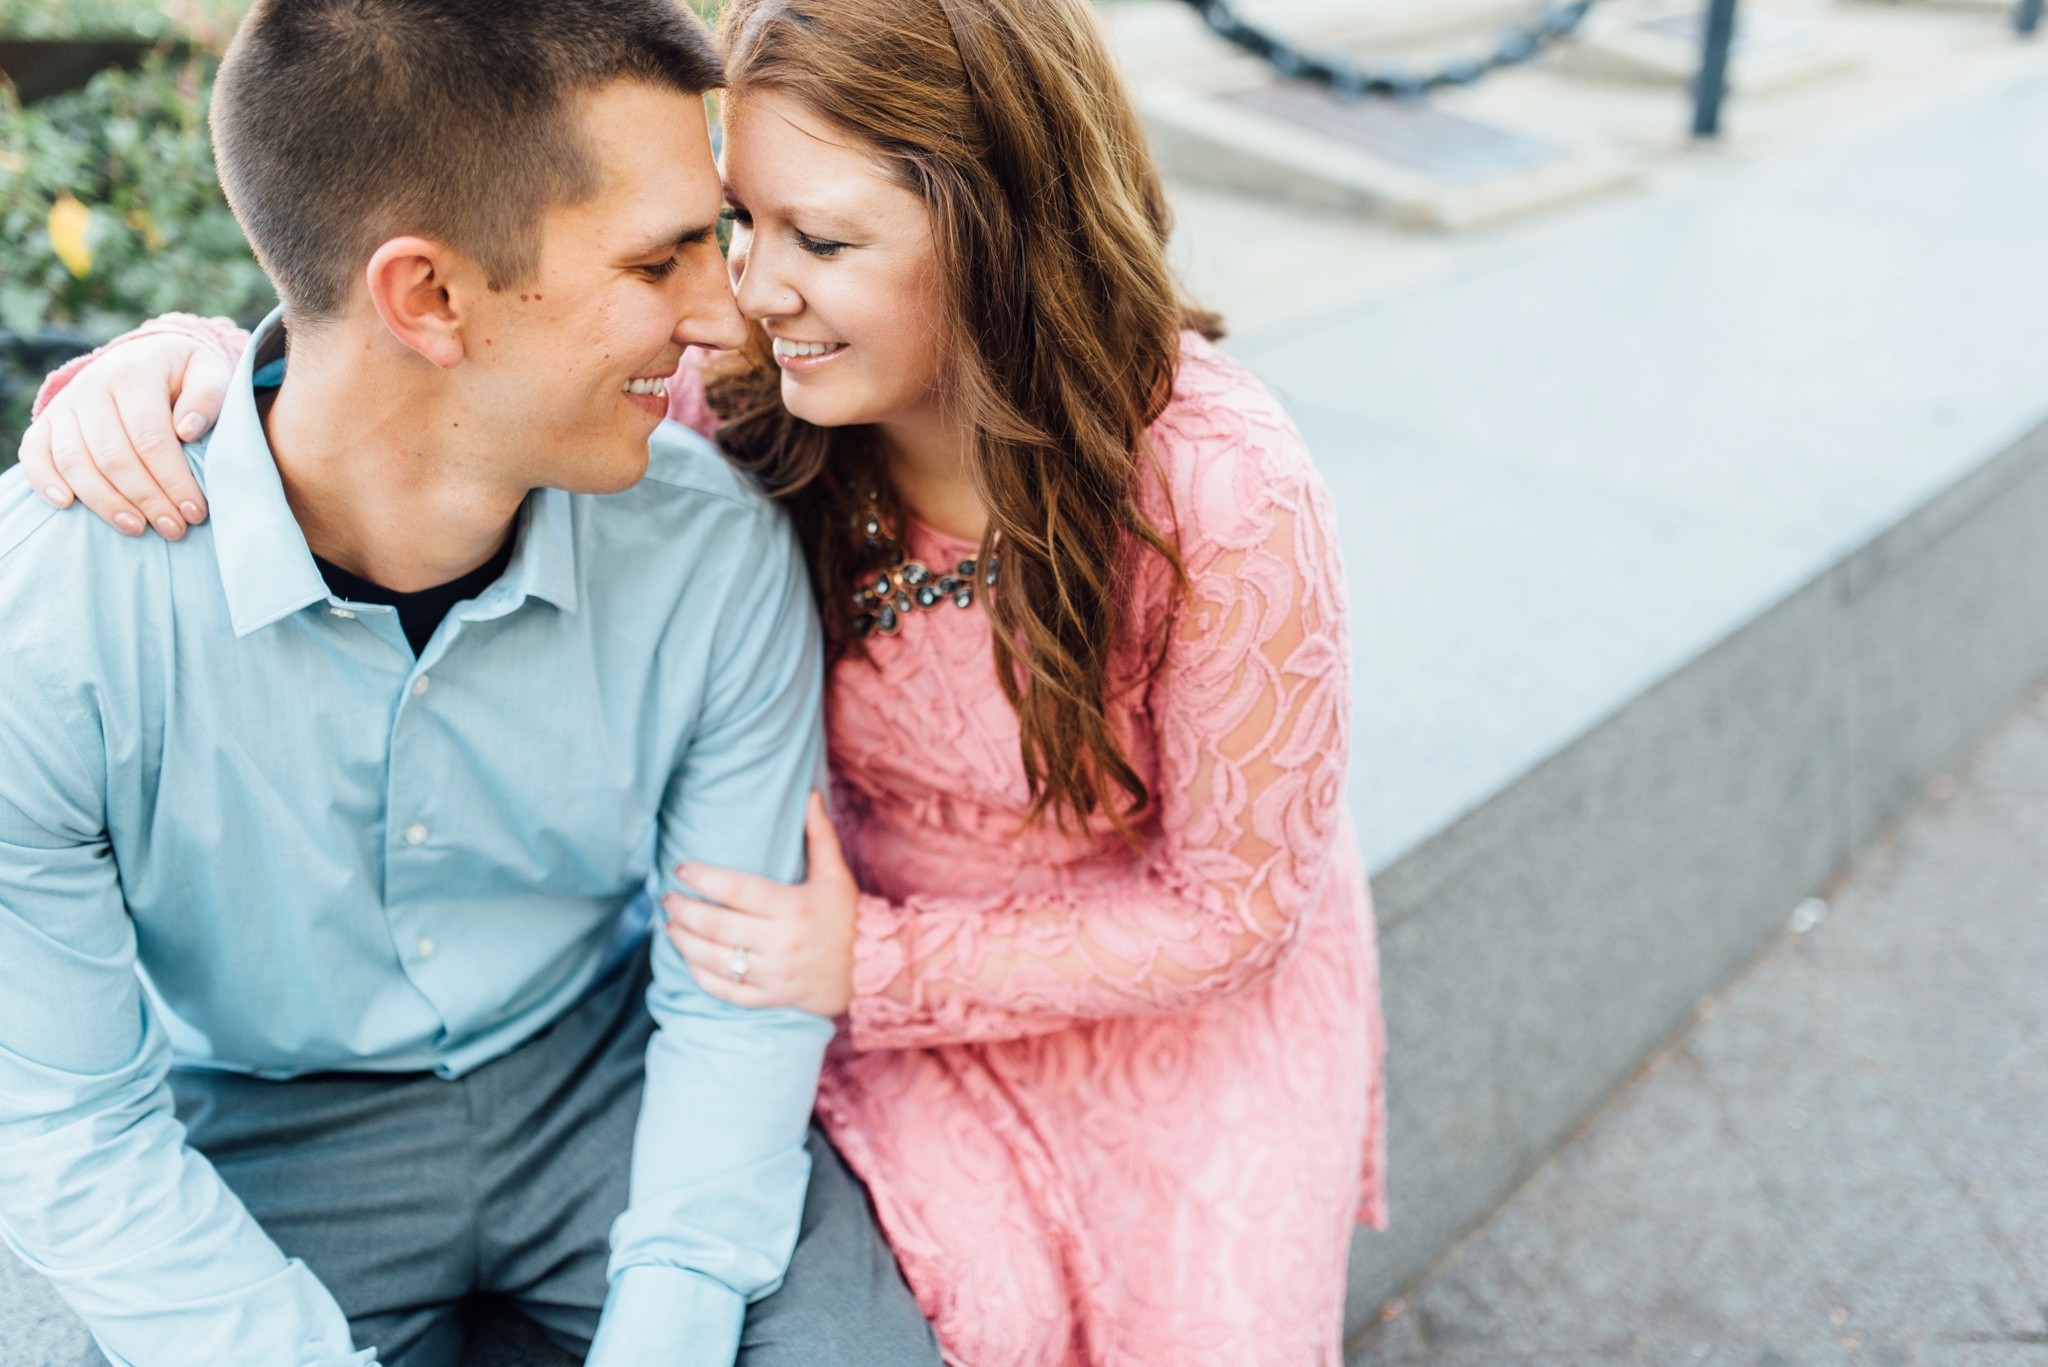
[
  {"left": 497, "top": 486, "right": 579, "bottom": 617},
  {"left": 204, "top": 308, "right": 580, "bottom": 636},
  {"left": 204, "top": 309, "right": 332, "bottom": 637}
]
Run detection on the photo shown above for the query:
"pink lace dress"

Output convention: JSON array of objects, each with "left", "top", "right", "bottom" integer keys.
[
  {"left": 42, "top": 324, "right": 1387, "bottom": 1367},
  {"left": 805, "top": 334, "right": 1384, "bottom": 1365}
]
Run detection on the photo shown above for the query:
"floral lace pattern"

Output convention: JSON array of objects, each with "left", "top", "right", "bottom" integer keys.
[{"left": 45, "top": 323, "right": 1387, "bottom": 1367}]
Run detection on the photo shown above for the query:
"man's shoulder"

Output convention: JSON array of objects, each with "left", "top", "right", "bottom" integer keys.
[
  {"left": 0, "top": 464, "right": 179, "bottom": 598},
  {"left": 577, "top": 420, "right": 792, "bottom": 556},
  {"left": 0, "top": 465, "right": 66, "bottom": 564},
  {"left": 0, "top": 466, "right": 190, "bottom": 721},
  {"left": 638, "top": 420, "right": 768, "bottom": 510}
]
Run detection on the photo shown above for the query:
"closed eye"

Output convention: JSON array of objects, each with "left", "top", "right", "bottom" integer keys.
[
  {"left": 636, "top": 255, "right": 683, "bottom": 281},
  {"left": 795, "top": 229, "right": 848, "bottom": 259}
]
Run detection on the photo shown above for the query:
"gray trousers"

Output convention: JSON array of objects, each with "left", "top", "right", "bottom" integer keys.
[{"left": 170, "top": 956, "right": 940, "bottom": 1367}]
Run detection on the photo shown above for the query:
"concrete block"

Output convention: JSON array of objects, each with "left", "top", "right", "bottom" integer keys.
[
  {"left": 1348, "top": 683, "right": 2048, "bottom": 1364},
  {"left": 1839, "top": 420, "right": 2048, "bottom": 852},
  {"left": 1346, "top": 552, "right": 1851, "bottom": 1319},
  {"left": 1555, "top": 4, "right": 1859, "bottom": 94},
  {"left": 1138, "top": 81, "right": 1633, "bottom": 228},
  {"left": 1342, "top": 412, "right": 2048, "bottom": 1337}
]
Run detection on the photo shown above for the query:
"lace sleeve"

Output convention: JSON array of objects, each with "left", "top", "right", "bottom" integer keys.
[
  {"left": 847, "top": 458, "right": 1352, "bottom": 1051},
  {"left": 32, "top": 314, "right": 248, "bottom": 418}
]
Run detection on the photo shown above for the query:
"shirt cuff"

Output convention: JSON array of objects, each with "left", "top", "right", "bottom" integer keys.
[{"left": 586, "top": 1265, "right": 747, "bottom": 1367}]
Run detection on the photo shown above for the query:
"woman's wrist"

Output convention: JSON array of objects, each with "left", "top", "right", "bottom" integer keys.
[{"left": 32, "top": 315, "right": 243, "bottom": 420}]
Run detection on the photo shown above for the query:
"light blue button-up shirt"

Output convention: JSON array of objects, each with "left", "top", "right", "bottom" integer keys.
[{"left": 0, "top": 315, "right": 832, "bottom": 1367}]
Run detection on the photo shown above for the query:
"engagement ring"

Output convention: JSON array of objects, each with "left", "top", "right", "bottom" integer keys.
[{"left": 728, "top": 946, "right": 749, "bottom": 984}]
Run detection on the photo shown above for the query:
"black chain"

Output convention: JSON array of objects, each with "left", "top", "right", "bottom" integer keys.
[{"left": 1174, "top": 0, "right": 1601, "bottom": 98}]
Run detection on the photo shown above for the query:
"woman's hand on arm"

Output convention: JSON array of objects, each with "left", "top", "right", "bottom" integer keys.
[
  {"left": 18, "top": 333, "right": 230, "bottom": 539},
  {"left": 661, "top": 792, "right": 860, "bottom": 1017}
]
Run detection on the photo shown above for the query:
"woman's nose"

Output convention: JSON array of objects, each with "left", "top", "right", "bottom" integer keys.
[{"left": 733, "top": 246, "right": 802, "bottom": 322}]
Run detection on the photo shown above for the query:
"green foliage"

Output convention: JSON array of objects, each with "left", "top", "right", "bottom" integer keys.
[
  {"left": 1, "top": 49, "right": 272, "bottom": 463},
  {"left": 0, "top": 0, "right": 246, "bottom": 43},
  {"left": 1, "top": 52, "right": 273, "bottom": 338},
  {"left": 0, "top": 0, "right": 169, "bottom": 40}
]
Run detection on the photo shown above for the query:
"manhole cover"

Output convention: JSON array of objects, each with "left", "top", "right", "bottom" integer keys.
[{"left": 1222, "top": 84, "right": 1564, "bottom": 184}]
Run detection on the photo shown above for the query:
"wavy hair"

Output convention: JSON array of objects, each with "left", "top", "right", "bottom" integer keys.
[{"left": 706, "top": 0, "right": 1221, "bottom": 833}]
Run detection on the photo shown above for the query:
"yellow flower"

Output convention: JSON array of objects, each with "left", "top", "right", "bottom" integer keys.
[{"left": 49, "top": 193, "right": 94, "bottom": 278}]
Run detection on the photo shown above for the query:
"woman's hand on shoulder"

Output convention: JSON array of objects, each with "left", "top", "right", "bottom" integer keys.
[
  {"left": 17, "top": 333, "right": 229, "bottom": 539},
  {"left": 661, "top": 792, "right": 860, "bottom": 1017}
]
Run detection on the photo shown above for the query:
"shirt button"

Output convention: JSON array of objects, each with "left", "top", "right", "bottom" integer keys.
[
  {"left": 411, "top": 675, "right": 431, "bottom": 697},
  {"left": 404, "top": 822, "right": 429, "bottom": 846},
  {"left": 417, "top": 935, "right": 436, "bottom": 959},
  {"left": 329, "top": 606, "right": 356, "bottom": 619}
]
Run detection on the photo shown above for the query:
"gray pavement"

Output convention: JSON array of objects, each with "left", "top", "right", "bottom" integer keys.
[{"left": 1347, "top": 682, "right": 2048, "bottom": 1367}]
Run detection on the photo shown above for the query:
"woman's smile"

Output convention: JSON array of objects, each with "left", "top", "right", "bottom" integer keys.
[{"left": 771, "top": 335, "right": 851, "bottom": 372}]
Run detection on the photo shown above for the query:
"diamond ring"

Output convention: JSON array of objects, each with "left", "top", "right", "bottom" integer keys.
[{"left": 728, "top": 946, "right": 749, "bottom": 984}]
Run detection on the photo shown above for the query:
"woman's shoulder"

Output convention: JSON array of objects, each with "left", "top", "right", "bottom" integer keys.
[{"left": 1142, "top": 331, "right": 1323, "bottom": 555}]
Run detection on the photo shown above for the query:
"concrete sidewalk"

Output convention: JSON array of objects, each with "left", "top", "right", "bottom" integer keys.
[{"left": 1347, "top": 681, "right": 2048, "bottom": 1367}]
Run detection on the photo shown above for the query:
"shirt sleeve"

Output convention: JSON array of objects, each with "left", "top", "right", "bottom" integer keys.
[
  {"left": 844, "top": 459, "right": 1354, "bottom": 1051},
  {"left": 0, "top": 637, "right": 374, "bottom": 1367},
  {"left": 588, "top": 505, "right": 833, "bottom": 1367}
]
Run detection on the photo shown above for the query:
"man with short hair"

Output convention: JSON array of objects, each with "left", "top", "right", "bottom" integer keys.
[{"left": 0, "top": 1, "right": 939, "bottom": 1364}]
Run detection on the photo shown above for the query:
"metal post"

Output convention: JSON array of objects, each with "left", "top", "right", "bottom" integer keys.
[
  {"left": 2019, "top": 0, "right": 2043, "bottom": 37},
  {"left": 1692, "top": 0, "right": 1739, "bottom": 138}
]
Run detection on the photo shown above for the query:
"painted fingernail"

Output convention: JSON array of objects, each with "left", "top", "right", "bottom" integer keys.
[
  {"left": 114, "top": 513, "right": 144, "bottom": 536},
  {"left": 177, "top": 415, "right": 205, "bottom": 441},
  {"left": 179, "top": 501, "right": 203, "bottom": 522},
  {"left": 155, "top": 516, "right": 182, "bottom": 538},
  {"left": 43, "top": 486, "right": 71, "bottom": 508}
]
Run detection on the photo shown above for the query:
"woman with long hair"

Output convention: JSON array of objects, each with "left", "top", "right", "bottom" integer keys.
[{"left": 23, "top": 0, "right": 1386, "bottom": 1358}]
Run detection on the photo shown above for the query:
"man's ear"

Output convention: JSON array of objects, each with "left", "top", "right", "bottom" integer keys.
[{"left": 363, "top": 237, "right": 475, "bottom": 370}]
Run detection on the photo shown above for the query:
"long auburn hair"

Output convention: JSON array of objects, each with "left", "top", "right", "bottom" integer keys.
[{"left": 706, "top": 0, "right": 1222, "bottom": 833}]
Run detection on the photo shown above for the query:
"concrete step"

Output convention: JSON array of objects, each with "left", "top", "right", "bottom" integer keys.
[
  {"left": 1138, "top": 78, "right": 1635, "bottom": 228},
  {"left": 1168, "top": 53, "right": 2048, "bottom": 1335},
  {"left": 1346, "top": 682, "right": 2048, "bottom": 1363},
  {"left": 1554, "top": 0, "right": 1859, "bottom": 92}
]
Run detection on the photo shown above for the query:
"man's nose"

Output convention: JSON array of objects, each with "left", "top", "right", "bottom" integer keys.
[{"left": 678, "top": 265, "right": 750, "bottom": 352}]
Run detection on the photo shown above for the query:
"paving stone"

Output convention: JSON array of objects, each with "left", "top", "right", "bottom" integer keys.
[
  {"left": 0, "top": 1248, "right": 94, "bottom": 1367},
  {"left": 1349, "top": 689, "right": 2048, "bottom": 1365}
]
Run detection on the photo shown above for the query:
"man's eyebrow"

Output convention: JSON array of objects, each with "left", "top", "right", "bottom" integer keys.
[{"left": 622, "top": 222, "right": 717, "bottom": 257}]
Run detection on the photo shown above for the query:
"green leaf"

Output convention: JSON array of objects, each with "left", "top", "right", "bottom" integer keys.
[{"left": 0, "top": 281, "right": 48, "bottom": 337}]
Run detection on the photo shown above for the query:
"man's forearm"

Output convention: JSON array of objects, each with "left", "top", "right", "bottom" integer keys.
[
  {"left": 590, "top": 936, "right": 829, "bottom": 1367},
  {"left": 0, "top": 1023, "right": 371, "bottom": 1366}
]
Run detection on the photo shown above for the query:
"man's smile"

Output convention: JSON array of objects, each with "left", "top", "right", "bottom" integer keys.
[{"left": 622, "top": 372, "right": 670, "bottom": 416}]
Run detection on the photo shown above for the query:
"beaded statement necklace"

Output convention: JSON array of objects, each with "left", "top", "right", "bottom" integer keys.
[{"left": 851, "top": 489, "right": 999, "bottom": 638}]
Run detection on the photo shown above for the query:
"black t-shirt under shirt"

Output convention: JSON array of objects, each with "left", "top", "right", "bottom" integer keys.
[
  {"left": 315, "top": 531, "right": 516, "bottom": 656},
  {"left": 252, "top": 336, "right": 516, "bottom": 655}
]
